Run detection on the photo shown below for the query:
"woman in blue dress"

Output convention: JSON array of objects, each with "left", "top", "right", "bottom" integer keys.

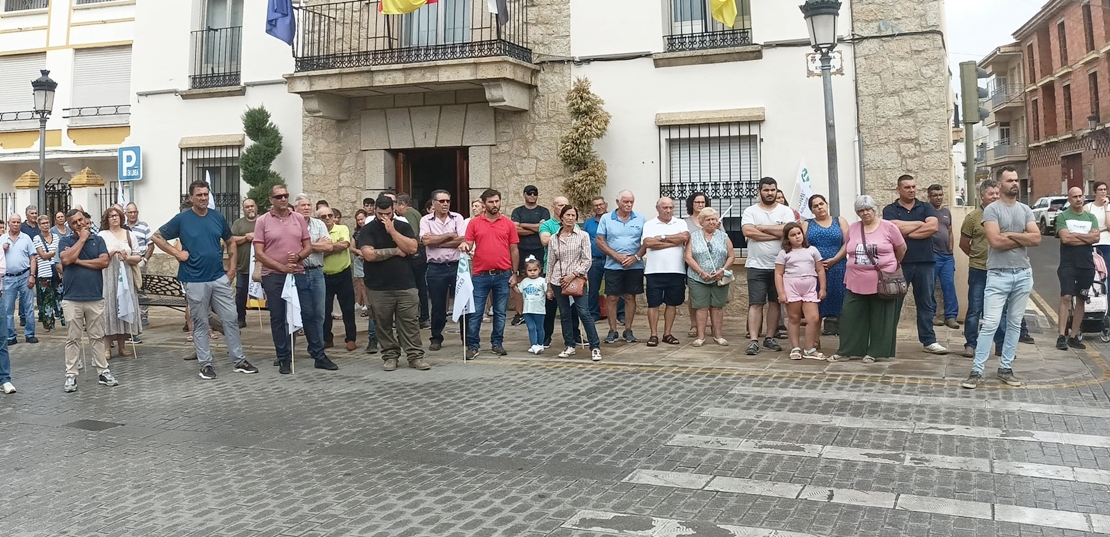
[{"left": 801, "top": 194, "right": 848, "bottom": 335}]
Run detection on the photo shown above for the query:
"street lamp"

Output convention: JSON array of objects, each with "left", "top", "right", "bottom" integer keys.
[
  {"left": 800, "top": 0, "right": 842, "bottom": 217},
  {"left": 31, "top": 69, "right": 57, "bottom": 217}
]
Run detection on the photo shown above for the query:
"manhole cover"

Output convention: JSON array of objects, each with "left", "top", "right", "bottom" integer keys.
[{"left": 64, "top": 420, "right": 123, "bottom": 431}]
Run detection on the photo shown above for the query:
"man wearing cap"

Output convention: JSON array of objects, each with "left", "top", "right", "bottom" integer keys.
[{"left": 510, "top": 185, "right": 549, "bottom": 327}]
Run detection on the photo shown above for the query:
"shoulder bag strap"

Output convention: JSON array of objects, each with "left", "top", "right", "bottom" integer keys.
[{"left": 860, "top": 224, "right": 882, "bottom": 274}]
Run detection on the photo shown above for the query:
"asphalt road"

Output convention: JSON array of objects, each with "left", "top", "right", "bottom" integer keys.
[{"left": 1029, "top": 233, "right": 1062, "bottom": 313}]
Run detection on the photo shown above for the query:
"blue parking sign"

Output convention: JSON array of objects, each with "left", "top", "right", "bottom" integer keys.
[{"left": 118, "top": 146, "right": 142, "bottom": 181}]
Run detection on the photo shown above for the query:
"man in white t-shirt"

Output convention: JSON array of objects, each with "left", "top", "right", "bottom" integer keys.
[
  {"left": 741, "top": 177, "right": 797, "bottom": 356},
  {"left": 637, "top": 197, "right": 690, "bottom": 347}
]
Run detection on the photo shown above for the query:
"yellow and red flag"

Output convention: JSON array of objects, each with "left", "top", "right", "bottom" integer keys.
[{"left": 379, "top": 0, "right": 438, "bottom": 15}]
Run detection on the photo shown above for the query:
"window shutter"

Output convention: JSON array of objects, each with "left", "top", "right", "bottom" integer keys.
[
  {"left": 668, "top": 134, "right": 759, "bottom": 183},
  {"left": 71, "top": 46, "right": 131, "bottom": 126},
  {"left": 0, "top": 53, "right": 46, "bottom": 119}
]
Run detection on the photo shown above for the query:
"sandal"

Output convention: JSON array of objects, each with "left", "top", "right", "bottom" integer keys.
[
  {"left": 804, "top": 349, "right": 825, "bottom": 361},
  {"left": 692, "top": 338, "right": 704, "bottom": 347},
  {"left": 789, "top": 348, "right": 803, "bottom": 360},
  {"left": 827, "top": 354, "right": 845, "bottom": 362},
  {"left": 360, "top": 310, "right": 369, "bottom": 317},
  {"left": 646, "top": 336, "right": 659, "bottom": 347},
  {"left": 662, "top": 334, "right": 680, "bottom": 345},
  {"left": 687, "top": 327, "right": 697, "bottom": 337},
  {"left": 862, "top": 355, "right": 876, "bottom": 363},
  {"left": 714, "top": 337, "right": 729, "bottom": 346}
]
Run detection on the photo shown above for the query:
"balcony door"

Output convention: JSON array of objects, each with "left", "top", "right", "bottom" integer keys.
[
  {"left": 201, "top": 0, "right": 243, "bottom": 75},
  {"left": 403, "top": 0, "right": 470, "bottom": 47}
]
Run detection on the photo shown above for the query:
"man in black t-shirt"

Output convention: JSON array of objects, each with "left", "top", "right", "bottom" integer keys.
[
  {"left": 509, "top": 185, "right": 550, "bottom": 326},
  {"left": 357, "top": 196, "right": 429, "bottom": 371}
]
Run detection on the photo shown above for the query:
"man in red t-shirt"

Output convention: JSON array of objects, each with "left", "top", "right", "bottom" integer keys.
[{"left": 459, "top": 189, "right": 519, "bottom": 360}]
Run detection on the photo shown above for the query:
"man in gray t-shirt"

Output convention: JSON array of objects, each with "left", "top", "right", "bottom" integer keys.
[
  {"left": 927, "top": 185, "right": 958, "bottom": 328},
  {"left": 962, "top": 168, "right": 1040, "bottom": 390}
]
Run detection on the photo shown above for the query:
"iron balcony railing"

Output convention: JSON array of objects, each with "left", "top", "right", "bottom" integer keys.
[
  {"left": 990, "top": 84, "right": 1024, "bottom": 109},
  {"left": 987, "top": 138, "right": 1028, "bottom": 162},
  {"left": 63, "top": 104, "right": 130, "bottom": 127},
  {"left": 190, "top": 26, "right": 242, "bottom": 89},
  {"left": 4, "top": 0, "right": 48, "bottom": 11},
  {"left": 75, "top": 0, "right": 118, "bottom": 4},
  {"left": 294, "top": 0, "right": 531, "bottom": 73},
  {"left": 664, "top": 0, "right": 752, "bottom": 52}
]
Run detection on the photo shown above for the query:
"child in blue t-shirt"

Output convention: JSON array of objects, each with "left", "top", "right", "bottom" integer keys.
[{"left": 515, "top": 256, "right": 547, "bottom": 354}]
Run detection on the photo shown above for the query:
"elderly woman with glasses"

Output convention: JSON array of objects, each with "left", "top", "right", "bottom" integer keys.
[{"left": 829, "top": 195, "right": 906, "bottom": 364}]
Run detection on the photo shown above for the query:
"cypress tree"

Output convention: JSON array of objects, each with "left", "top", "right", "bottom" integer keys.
[
  {"left": 558, "top": 78, "right": 611, "bottom": 212},
  {"left": 240, "top": 106, "right": 286, "bottom": 212}
]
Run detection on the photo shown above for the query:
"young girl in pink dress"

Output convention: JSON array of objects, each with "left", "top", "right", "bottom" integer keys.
[{"left": 774, "top": 222, "right": 827, "bottom": 360}]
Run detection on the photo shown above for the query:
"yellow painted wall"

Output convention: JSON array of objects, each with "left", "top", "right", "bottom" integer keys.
[
  {"left": 68, "top": 126, "right": 130, "bottom": 146},
  {"left": 0, "top": 130, "right": 63, "bottom": 150}
]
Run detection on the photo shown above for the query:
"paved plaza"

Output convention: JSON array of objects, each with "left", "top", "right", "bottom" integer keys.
[{"left": 2, "top": 299, "right": 1110, "bottom": 537}]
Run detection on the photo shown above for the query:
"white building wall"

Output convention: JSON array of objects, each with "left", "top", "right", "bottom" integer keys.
[
  {"left": 129, "top": 0, "right": 303, "bottom": 232},
  {"left": 570, "top": 0, "right": 860, "bottom": 220}
]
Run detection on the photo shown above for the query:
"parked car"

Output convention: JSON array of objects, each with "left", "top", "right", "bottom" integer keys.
[{"left": 1031, "top": 196, "right": 1093, "bottom": 235}]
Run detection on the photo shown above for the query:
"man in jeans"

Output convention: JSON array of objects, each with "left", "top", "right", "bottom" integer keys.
[
  {"left": 459, "top": 189, "right": 520, "bottom": 360},
  {"left": 927, "top": 184, "right": 959, "bottom": 329},
  {"left": 229, "top": 198, "right": 258, "bottom": 328},
  {"left": 962, "top": 168, "right": 1040, "bottom": 389},
  {"left": 58, "top": 209, "right": 116, "bottom": 393},
  {"left": 960, "top": 176, "right": 1032, "bottom": 358},
  {"left": 582, "top": 196, "right": 623, "bottom": 324},
  {"left": 883, "top": 174, "right": 947, "bottom": 355},
  {"left": 419, "top": 189, "right": 464, "bottom": 352},
  {"left": 2, "top": 214, "right": 38, "bottom": 345},
  {"left": 152, "top": 180, "right": 258, "bottom": 380},
  {"left": 294, "top": 195, "right": 335, "bottom": 368},
  {"left": 359, "top": 195, "right": 427, "bottom": 371},
  {"left": 319, "top": 205, "right": 358, "bottom": 351}
]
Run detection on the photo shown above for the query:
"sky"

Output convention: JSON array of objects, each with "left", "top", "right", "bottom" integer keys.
[{"left": 945, "top": 0, "right": 1043, "bottom": 85}]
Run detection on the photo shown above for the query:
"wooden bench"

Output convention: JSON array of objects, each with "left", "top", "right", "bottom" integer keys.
[{"left": 138, "top": 274, "right": 187, "bottom": 311}]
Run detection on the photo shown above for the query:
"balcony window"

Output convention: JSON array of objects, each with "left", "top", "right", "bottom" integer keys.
[
  {"left": 180, "top": 145, "right": 241, "bottom": 224},
  {"left": 659, "top": 121, "right": 761, "bottom": 257},
  {"left": 190, "top": 0, "right": 243, "bottom": 89},
  {"left": 1091, "top": 71, "right": 1100, "bottom": 120},
  {"left": 293, "top": 0, "right": 531, "bottom": 72},
  {"left": 1064, "top": 83, "right": 1074, "bottom": 131},
  {"left": 1058, "top": 21, "right": 1068, "bottom": 66},
  {"left": 66, "top": 46, "right": 131, "bottom": 127},
  {"left": 665, "top": 0, "right": 752, "bottom": 52},
  {"left": 0, "top": 53, "right": 46, "bottom": 131},
  {"left": 3, "top": 0, "right": 47, "bottom": 12},
  {"left": 1032, "top": 99, "right": 1040, "bottom": 140}
]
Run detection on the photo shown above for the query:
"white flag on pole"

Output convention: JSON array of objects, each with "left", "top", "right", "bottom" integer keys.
[
  {"left": 204, "top": 169, "right": 216, "bottom": 210},
  {"left": 452, "top": 255, "right": 476, "bottom": 322},
  {"left": 118, "top": 184, "right": 130, "bottom": 207},
  {"left": 247, "top": 243, "right": 266, "bottom": 299},
  {"left": 794, "top": 160, "right": 816, "bottom": 219},
  {"left": 281, "top": 273, "right": 302, "bottom": 335},
  {"left": 116, "top": 260, "right": 137, "bottom": 324}
]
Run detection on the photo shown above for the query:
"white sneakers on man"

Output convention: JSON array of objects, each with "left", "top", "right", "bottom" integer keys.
[
  {"left": 1, "top": 382, "right": 15, "bottom": 394},
  {"left": 923, "top": 343, "right": 948, "bottom": 355}
]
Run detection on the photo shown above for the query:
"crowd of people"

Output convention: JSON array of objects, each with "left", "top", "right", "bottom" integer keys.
[{"left": 0, "top": 164, "right": 1092, "bottom": 393}]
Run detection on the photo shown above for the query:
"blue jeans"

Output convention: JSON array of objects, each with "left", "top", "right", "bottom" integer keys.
[
  {"left": 261, "top": 273, "right": 310, "bottom": 361},
  {"left": 974, "top": 268, "right": 1033, "bottom": 373},
  {"left": 934, "top": 253, "right": 958, "bottom": 319},
  {"left": 554, "top": 285, "right": 601, "bottom": 350},
  {"left": 523, "top": 313, "right": 545, "bottom": 346},
  {"left": 898, "top": 261, "right": 937, "bottom": 346},
  {"left": 425, "top": 262, "right": 458, "bottom": 344},
  {"left": 588, "top": 257, "right": 623, "bottom": 322},
  {"left": 965, "top": 268, "right": 1028, "bottom": 350},
  {"left": 3, "top": 273, "right": 34, "bottom": 341},
  {"left": 301, "top": 268, "right": 327, "bottom": 361},
  {"left": 367, "top": 318, "right": 377, "bottom": 340},
  {"left": 466, "top": 270, "right": 510, "bottom": 350}
]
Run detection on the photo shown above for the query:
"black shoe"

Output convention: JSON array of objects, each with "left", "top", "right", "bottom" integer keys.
[
  {"left": 1019, "top": 334, "right": 1035, "bottom": 344},
  {"left": 199, "top": 365, "right": 217, "bottom": 380},
  {"left": 491, "top": 346, "right": 508, "bottom": 356},
  {"left": 466, "top": 348, "right": 479, "bottom": 360},
  {"left": 511, "top": 314, "right": 524, "bottom": 326},
  {"left": 1067, "top": 337, "right": 1086, "bottom": 350},
  {"left": 238, "top": 319, "right": 247, "bottom": 329},
  {"left": 126, "top": 335, "right": 141, "bottom": 344},
  {"left": 1056, "top": 335, "right": 1068, "bottom": 350},
  {"left": 25, "top": 337, "right": 38, "bottom": 344},
  {"left": 604, "top": 330, "right": 620, "bottom": 344},
  {"left": 6, "top": 339, "right": 15, "bottom": 346},
  {"left": 429, "top": 341, "right": 442, "bottom": 351},
  {"left": 19, "top": 317, "right": 25, "bottom": 327},
  {"left": 763, "top": 337, "right": 782, "bottom": 352},
  {"left": 234, "top": 360, "right": 258, "bottom": 374},
  {"left": 960, "top": 371, "right": 983, "bottom": 389},
  {"left": 279, "top": 360, "right": 292, "bottom": 374},
  {"left": 315, "top": 357, "right": 339, "bottom": 370},
  {"left": 364, "top": 339, "right": 379, "bottom": 354},
  {"left": 273, "top": 358, "right": 281, "bottom": 366}
]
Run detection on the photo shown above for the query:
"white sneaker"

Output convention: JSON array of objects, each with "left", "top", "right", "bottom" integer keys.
[
  {"left": 591, "top": 349, "right": 602, "bottom": 362},
  {"left": 533, "top": 345, "right": 543, "bottom": 355},
  {"left": 1, "top": 381, "right": 15, "bottom": 394},
  {"left": 923, "top": 343, "right": 948, "bottom": 355},
  {"left": 558, "top": 346, "right": 576, "bottom": 358}
]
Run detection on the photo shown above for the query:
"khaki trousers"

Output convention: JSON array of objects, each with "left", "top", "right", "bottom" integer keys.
[{"left": 63, "top": 299, "right": 107, "bottom": 376}]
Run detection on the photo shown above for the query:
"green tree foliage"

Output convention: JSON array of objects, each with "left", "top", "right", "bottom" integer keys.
[
  {"left": 558, "top": 78, "right": 611, "bottom": 212},
  {"left": 240, "top": 106, "right": 286, "bottom": 212}
]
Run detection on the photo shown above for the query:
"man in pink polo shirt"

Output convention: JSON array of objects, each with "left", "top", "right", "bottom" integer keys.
[
  {"left": 459, "top": 188, "right": 519, "bottom": 360},
  {"left": 253, "top": 184, "right": 338, "bottom": 374},
  {"left": 419, "top": 189, "right": 465, "bottom": 352}
]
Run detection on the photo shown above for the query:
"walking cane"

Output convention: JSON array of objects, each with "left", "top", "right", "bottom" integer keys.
[{"left": 290, "top": 332, "right": 295, "bottom": 374}]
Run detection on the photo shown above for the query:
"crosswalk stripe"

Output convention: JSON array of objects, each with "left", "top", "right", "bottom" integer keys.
[
  {"left": 668, "top": 433, "right": 1110, "bottom": 485},
  {"left": 623, "top": 469, "right": 1106, "bottom": 533},
  {"left": 701, "top": 407, "right": 1110, "bottom": 448},
  {"left": 562, "top": 509, "right": 822, "bottom": 537},
  {"left": 726, "top": 386, "right": 1110, "bottom": 418}
]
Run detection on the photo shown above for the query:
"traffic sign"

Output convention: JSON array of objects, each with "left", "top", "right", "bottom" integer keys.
[{"left": 118, "top": 146, "right": 142, "bottom": 181}]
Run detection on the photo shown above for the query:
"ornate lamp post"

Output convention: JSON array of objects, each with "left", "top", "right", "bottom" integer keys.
[
  {"left": 31, "top": 69, "right": 57, "bottom": 216},
  {"left": 800, "top": 0, "right": 842, "bottom": 217}
]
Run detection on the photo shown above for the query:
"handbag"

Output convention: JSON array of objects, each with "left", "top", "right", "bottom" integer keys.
[
  {"left": 125, "top": 230, "right": 143, "bottom": 288},
  {"left": 860, "top": 224, "right": 908, "bottom": 300},
  {"left": 561, "top": 275, "right": 586, "bottom": 297}
]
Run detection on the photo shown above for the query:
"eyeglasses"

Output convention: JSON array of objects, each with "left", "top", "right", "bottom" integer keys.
[
  {"left": 435, "top": 199, "right": 451, "bottom": 203},
  {"left": 271, "top": 194, "right": 289, "bottom": 200},
  {"left": 320, "top": 214, "right": 334, "bottom": 219}
]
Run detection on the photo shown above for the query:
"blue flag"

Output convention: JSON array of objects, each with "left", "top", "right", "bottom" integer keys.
[{"left": 266, "top": 0, "right": 296, "bottom": 46}]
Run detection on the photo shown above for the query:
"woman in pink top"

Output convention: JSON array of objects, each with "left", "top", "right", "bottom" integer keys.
[{"left": 830, "top": 195, "right": 907, "bottom": 363}]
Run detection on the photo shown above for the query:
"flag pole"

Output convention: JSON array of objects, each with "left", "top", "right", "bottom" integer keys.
[{"left": 290, "top": 332, "right": 295, "bottom": 374}]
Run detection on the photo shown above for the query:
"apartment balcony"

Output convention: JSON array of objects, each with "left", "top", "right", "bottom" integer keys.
[
  {"left": 990, "top": 84, "right": 1025, "bottom": 113},
  {"left": 286, "top": 0, "right": 537, "bottom": 117},
  {"left": 985, "top": 138, "right": 1028, "bottom": 166},
  {"left": 189, "top": 26, "right": 243, "bottom": 91}
]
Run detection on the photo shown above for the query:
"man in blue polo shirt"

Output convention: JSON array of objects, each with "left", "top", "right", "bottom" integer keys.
[
  {"left": 883, "top": 174, "right": 947, "bottom": 355},
  {"left": 152, "top": 180, "right": 258, "bottom": 380},
  {"left": 596, "top": 189, "right": 645, "bottom": 344},
  {"left": 582, "top": 196, "right": 624, "bottom": 324}
]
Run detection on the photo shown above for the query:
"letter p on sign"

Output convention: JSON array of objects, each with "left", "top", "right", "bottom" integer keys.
[{"left": 118, "top": 146, "right": 142, "bottom": 182}]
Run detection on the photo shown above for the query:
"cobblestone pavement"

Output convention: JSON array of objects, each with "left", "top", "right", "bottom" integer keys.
[{"left": 2, "top": 307, "right": 1110, "bottom": 536}]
